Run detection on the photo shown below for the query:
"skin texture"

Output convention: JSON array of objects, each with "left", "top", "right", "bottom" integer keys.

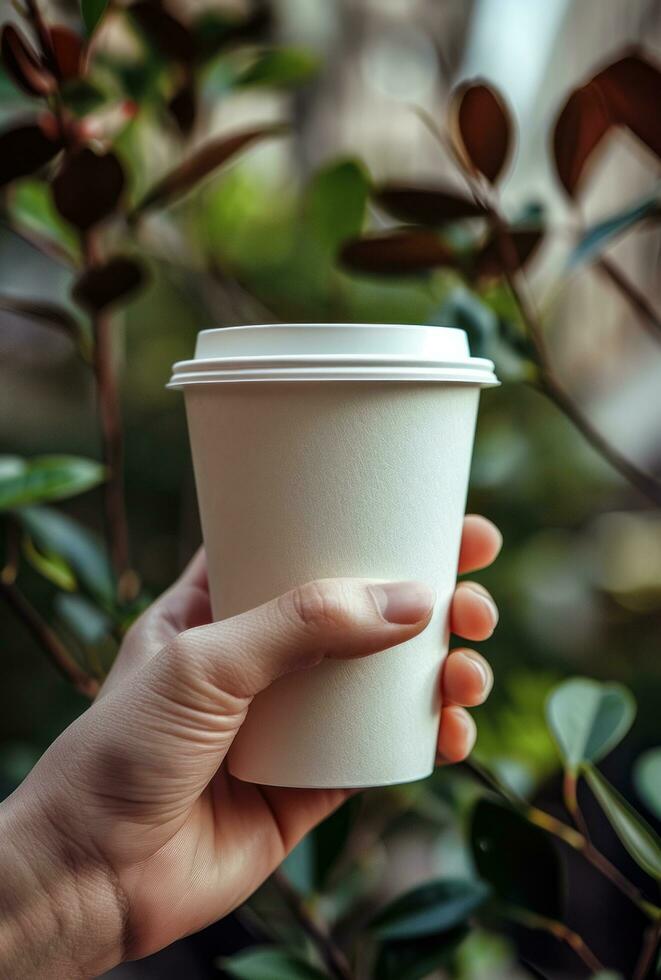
[{"left": 0, "top": 514, "right": 501, "bottom": 979}]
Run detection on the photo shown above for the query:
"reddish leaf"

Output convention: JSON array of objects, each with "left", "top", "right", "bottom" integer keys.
[
  {"left": 130, "top": 1, "right": 194, "bottom": 62},
  {"left": 0, "top": 295, "right": 78, "bottom": 336},
  {"left": 72, "top": 256, "right": 145, "bottom": 312},
  {"left": 1, "top": 24, "right": 56, "bottom": 97},
  {"left": 376, "top": 184, "right": 487, "bottom": 226},
  {"left": 52, "top": 147, "right": 125, "bottom": 230},
  {"left": 0, "top": 121, "right": 61, "bottom": 188},
  {"left": 168, "top": 80, "right": 196, "bottom": 135},
  {"left": 595, "top": 51, "right": 661, "bottom": 159},
  {"left": 553, "top": 81, "right": 612, "bottom": 196},
  {"left": 49, "top": 26, "right": 84, "bottom": 81},
  {"left": 476, "top": 228, "right": 544, "bottom": 279},
  {"left": 340, "top": 230, "right": 456, "bottom": 276},
  {"left": 132, "top": 124, "right": 286, "bottom": 215},
  {"left": 450, "top": 81, "right": 513, "bottom": 184}
]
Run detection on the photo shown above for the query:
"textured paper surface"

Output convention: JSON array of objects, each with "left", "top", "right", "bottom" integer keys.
[{"left": 185, "top": 382, "right": 480, "bottom": 787}]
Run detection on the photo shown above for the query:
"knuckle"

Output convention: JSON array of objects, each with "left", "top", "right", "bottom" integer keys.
[{"left": 285, "top": 579, "right": 350, "bottom": 632}]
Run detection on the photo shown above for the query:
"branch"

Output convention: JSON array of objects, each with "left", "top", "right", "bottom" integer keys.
[
  {"left": 0, "top": 578, "right": 99, "bottom": 699},
  {"left": 505, "top": 907, "right": 605, "bottom": 974},
  {"left": 633, "top": 919, "right": 661, "bottom": 980},
  {"left": 597, "top": 256, "right": 661, "bottom": 342},
  {"left": 271, "top": 869, "right": 354, "bottom": 980}
]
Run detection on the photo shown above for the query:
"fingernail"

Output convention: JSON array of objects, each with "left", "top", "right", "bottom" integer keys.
[
  {"left": 371, "top": 581, "right": 435, "bottom": 625},
  {"left": 465, "top": 584, "right": 499, "bottom": 627},
  {"left": 463, "top": 651, "right": 493, "bottom": 695}
]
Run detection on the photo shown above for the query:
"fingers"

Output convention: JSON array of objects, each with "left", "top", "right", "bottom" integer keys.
[
  {"left": 442, "top": 648, "right": 493, "bottom": 706},
  {"left": 450, "top": 581, "right": 498, "bottom": 640},
  {"left": 458, "top": 515, "right": 502, "bottom": 574},
  {"left": 437, "top": 706, "right": 477, "bottom": 764}
]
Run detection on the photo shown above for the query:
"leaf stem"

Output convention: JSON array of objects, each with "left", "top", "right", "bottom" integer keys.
[
  {"left": 633, "top": 919, "right": 661, "bottom": 980},
  {"left": 271, "top": 868, "right": 354, "bottom": 980},
  {"left": 562, "top": 771, "right": 591, "bottom": 840},
  {"left": 0, "top": 576, "right": 99, "bottom": 698},
  {"left": 505, "top": 906, "right": 605, "bottom": 974},
  {"left": 596, "top": 256, "right": 661, "bottom": 341}
]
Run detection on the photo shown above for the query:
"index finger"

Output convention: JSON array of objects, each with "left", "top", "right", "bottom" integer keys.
[{"left": 458, "top": 515, "right": 502, "bottom": 574}]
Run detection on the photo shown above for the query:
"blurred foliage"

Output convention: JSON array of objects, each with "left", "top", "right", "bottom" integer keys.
[{"left": 1, "top": 1, "right": 661, "bottom": 978}]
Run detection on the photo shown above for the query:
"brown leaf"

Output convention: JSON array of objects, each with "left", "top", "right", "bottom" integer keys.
[
  {"left": 450, "top": 81, "right": 513, "bottom": 183},
  {"left": 49, "top": 25, "right": 84, "bottom": 82},
  {"left": 596, "top": 51, "right": 661, "bottom": 159},
  {"left": 553, "top": 81, "right": 612, "bottom": 197},
  {"left": 130, "top": 1, "right": 194, "bottom": 62},
  {"left": 0, "top": 120, "right": 61, "bottom": 188},
  {"left": 476, "top": 228, "right": 544, "bottom": 279},
  {"left": 1, "top": 24, "right": 56, "bottom": 97},
  {"left": 340, "top": 230, "right": 456, "bottom": 276},
  {"left": 132, "top": 124, "right": 286, "bottom": 215},
  {"left": 52, "top": 148, "right": 125, "bottom": 230},
  {"left": 376, "top": 184, "right": 487, "bottom": 226},
  {"left": 0, "top": 295, "right": 78, "bottom": 336},
  {"left": 72, "top": 256, "right": 145, "bottom": 312}
]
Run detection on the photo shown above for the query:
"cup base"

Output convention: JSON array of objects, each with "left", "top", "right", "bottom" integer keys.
[{"left": 227, "top": 765, "right": 436, "bottom": 790}]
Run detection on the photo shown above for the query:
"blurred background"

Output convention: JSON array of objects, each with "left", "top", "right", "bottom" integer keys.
[{"left": 1, "top": 0, "right": 660, "bottom": 977}]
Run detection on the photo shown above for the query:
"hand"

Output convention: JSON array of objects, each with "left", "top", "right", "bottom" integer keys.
[{"left": 0, "top": 515, "right": 500, "bottom": 978}]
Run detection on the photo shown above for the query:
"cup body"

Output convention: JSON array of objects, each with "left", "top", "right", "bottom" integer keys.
[{"left": 184, "top": 378, "right": 481, "bottom": 787}]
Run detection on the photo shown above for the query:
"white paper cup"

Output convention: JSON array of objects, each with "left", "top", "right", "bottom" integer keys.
[{"left": 169, "top": 324, "right": 498, "bottom": 788}]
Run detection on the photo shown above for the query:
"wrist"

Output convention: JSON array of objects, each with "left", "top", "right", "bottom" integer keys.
[{"left": 0, "top": 784, "right": 127, "bottom": 979}]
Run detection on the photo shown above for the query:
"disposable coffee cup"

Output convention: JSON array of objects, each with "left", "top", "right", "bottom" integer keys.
[{"left": 169, "top": 324, "right": 498, "bottom": 788}]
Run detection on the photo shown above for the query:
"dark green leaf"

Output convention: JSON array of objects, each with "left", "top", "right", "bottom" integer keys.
[
  {"left": 52, "top": 148, "right": 125, "bottom": 231},
  {"left": 168, "top": 80, "right": 196, "bottom": 135},
  {"left": 0, "top": 455, "right": 105, "bottom": 510},
  {"left": 132, "top": 124, "right": 286, "bottom": 215},
  {"left": 130, "top": 2, "right": 194, "bottom": 62},
  {"left": 312, "top": 796, "right": 360, "bottom": 888},
  {"left": 584, "top": 764, "right": 661, "bottom": 879},
  {"left": 22, "top": 533, "right": 77, "bottom": 591},
  {"left": 546, "top": 678, "right": 635, "bottom": 774},
  {"left": 370, "top": 878, "right": 489, "bottom": 941},
  {"left": 16, "top": 506, "right": 114, "bottom": 605},
  {"left": 72, "top": 256, "right": 146, "bottom": 313},
  {"left": 340, "top": 230, "right": 456, "bottom": 276},
  {"left": 191, "top": 5, "right": 273, "bottom": 61},
  {"left": 0, "top": 295, "right": 79, "bottom": 339},
  {"left": 375, "top": 926, "right": 469, "bottom": 980},
  {"left": 307, "top": 159, "right": 369, "bottom": 255},
  {"left": 55, "top": 593, "right": 113, "bottom": 646},
  {"left": 81, "top": 0, "right": 109, "bottom": 38},
  {"left": 237, "top": 48, "right": 318, "bottom": 88},
  {"left": 8, "top": 179, "right": 80, "bottom": 261},
  {"left": 60, "top": 78, "right": 107, "bottom": 117},
  {"left": 1, "top": 24, "right": 56, "bottom": 97},
  {"left": 375, "top": 184, "right": 486, "bottom": 226},
  {"left": 0, "top": 122, "right": 61, "bottom": 189},
  {"left": 450, "top": 80, "right": 513, "bottom": 183},
  {"left": 569, "top": 191, "right": 661, "bottom": 268},
  {"left": 470, "top": 797, "right": 564, "bottom": 918},
  {"left": 219, "top": 947, "right": 329, "bottom": 980},
  {"left": 634, "top": 748, "right": 661, "bottom": 820},
  {"left": 431, "top": 287, "right": 497, "bottom": 359}
]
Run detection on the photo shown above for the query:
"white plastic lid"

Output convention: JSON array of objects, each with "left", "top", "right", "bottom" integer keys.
[{"left": 168, "top": 323, "right": 499, "bottom": 387}]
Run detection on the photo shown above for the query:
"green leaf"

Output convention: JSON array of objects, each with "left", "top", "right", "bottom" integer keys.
[
  {"left": 55, "top": 593, "right": 112, "bottom": 645},
  {"left": 634, "top": 748, "right": 661, "bottom": 820},
  {"left": 584, "top": 764, "right": 661, "bottom": 880},
  {"left": 375, "top": 927, "right": 468, "bottom": 980},
  {"left": 22, "top": 533, "right": 77, "bottom": 591},
  {"left": 470, "top": 797, "right": 564, "bottom": 918},
  {"left": 219, "top": 947, "right": 329, "bottom": 980},
  {"left": 0, "top": 455, "right": 105, "bottom": 510},
  {"left": 311, "top": 795, "right": 360, "bottom": 888},
  {"left": 369, "top": 878, "right": 489, "bottom": 941},
  {"left": 545, "top": 677, "right": 635, "bottom": 774},
  {"left": 81, "top": 0, "right": 109, "bottom": 37},
  {"left": 306, "top": 159, "right": 370, "bottom": 256},
  {"left": 569, "top": 190, "right": 661, "bottom": 268},
  {"left": 9, "top": 179, "right": 80, "bottom": 261},
  {"left": 431, "top": 287, "right": 497, "bottom": 359},
  {"left": 16, "top": 507, "right": 114, "bottom": 605},
  {"left": 237, "top": 48, "right": 318, "bottom": 88}
]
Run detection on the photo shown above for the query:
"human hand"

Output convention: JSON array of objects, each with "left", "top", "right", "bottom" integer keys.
[{"left": 0, "top": 515, "right": 500, "bottom": 978}]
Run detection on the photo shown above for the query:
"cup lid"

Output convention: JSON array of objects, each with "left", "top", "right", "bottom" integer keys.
[{"left": 168, "top": 323, "right": 499, "bottom": 387}]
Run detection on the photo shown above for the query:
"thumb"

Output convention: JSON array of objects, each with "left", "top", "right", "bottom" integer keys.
[{"left": 64, "top": 578, "right": 434, "bottom": 834}]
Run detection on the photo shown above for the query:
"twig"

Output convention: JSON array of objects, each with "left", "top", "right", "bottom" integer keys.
[
  {"left": 271, "top": 868, "right": 354, "bottom": 980},
  {"left": 562, "top": 771, "right": 591, "bottom": 840},
  {"left": 633, "top": 919, "right": 661, "bottom": 980},
  {"left": 81, "top": 231, "right": 136, "bottom": 602},
  {"left": 597, "top": 256, "right": 661, "bottom": 341},
  {"left": 0, "top": 579, "right": 99, "bottom": 699},
  {"left": 505, "top": 907, "right": 605, "bottom": 974}
]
